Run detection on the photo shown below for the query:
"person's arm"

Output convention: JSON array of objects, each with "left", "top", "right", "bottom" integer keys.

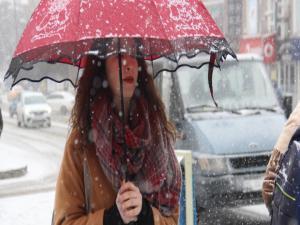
[
  {"left": 54, "top": 131, "right": 105, "bottom": 225},
  {"left": 262, "top": 102, "right": 300, "bottom": 211}
]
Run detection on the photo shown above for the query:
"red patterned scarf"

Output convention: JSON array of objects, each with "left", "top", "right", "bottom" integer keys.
[{"left": 91, "top": 94, "right": 181, "bottom": 216}]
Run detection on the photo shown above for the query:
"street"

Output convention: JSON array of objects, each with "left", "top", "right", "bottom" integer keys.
[
  {"left": 0, "top": 113, "right": 67, "bottom": 197},
  {"left": 199, "top": 206, "right": 270, "bottom": 225}
]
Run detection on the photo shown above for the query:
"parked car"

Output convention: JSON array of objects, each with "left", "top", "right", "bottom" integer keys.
[
  {"left": 17, "top": 91, "right": 51, "bottom": 128},
  {"left": 155, "top": 54, "right": 286, "bottom": 209},
  {"left": 46, "top": 91, "right": 75, "bottom": 115}
]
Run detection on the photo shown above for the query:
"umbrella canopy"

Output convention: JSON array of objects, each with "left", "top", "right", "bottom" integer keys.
[{"left": 5, "top": 0, "right": 236, "bottom": 90}]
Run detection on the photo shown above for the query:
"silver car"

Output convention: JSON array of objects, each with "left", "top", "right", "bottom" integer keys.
[{"left": 17, "top": 91, "right": 51, "bottom": 128}]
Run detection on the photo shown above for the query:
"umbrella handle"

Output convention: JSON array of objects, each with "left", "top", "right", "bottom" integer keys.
[{"left": 116, "top": 38, "right": 131, "bottom": 182}]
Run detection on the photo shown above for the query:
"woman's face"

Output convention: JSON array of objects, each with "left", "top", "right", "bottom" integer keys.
[{"left": 105, "top": 54, "right": 139, "bottom": 99}]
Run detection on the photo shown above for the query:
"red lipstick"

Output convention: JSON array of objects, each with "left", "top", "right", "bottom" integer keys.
[{"left": 123, "top": 76, "right": 134, "bottom": 84}]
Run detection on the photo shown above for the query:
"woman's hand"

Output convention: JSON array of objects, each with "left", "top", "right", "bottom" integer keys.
[{"left": 116, "top": 181, "right": 142, "bottom": 224}]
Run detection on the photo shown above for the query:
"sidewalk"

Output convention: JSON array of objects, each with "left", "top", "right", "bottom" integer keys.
[{"left": 0, "top": 190, "right": 55, "bottom": 225}]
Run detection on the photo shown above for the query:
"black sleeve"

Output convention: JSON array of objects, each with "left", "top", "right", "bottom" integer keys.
[
  {"left": 137, "top": 198, "right": 154, "bottom": 225},
  {"left": 103, "top": 202, "right": 124, "bottom": 225},
  {"left": 104, "top": 199, "right": 154, "bottom": 225}
]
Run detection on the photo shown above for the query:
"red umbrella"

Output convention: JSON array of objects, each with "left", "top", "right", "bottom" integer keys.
[{"left": 5, "top": 0, "right": 236, "bottom": 104}]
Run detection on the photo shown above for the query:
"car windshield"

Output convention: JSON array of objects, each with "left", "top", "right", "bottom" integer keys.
[
  {"left": 24, "top": 95, "right": 46, "bottom": 105},
  {"left": 177, "top": 60, "right": 279, "bottom": 112}
]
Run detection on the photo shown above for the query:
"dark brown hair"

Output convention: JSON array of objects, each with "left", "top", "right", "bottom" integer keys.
[{"left": 70, "top": 55, "right": 176, "bottom": 146}]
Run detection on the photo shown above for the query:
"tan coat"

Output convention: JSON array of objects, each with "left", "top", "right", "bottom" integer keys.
[{"left": 54, "top": 129, "right": 179, "bottom": 225}]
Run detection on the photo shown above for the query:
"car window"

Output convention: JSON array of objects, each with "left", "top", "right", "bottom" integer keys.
[
  {"left": 177, "top": 60, "right": 278, "bottom": 110},
  {"left": 47, "top": 94, "right": 63, "bottom": 99},
  {"left": 24, "top": 95, "right": 47, "bottom": 105}
]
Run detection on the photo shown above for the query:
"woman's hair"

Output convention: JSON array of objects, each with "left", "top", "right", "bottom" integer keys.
[{"left": 70, "top": 55, "right": 176, "bottom": 146}]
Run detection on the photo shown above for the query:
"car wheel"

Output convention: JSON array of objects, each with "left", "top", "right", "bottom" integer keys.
[
  {"left": 47, "top": 120, "right": 51, "bottom": 127},
  {"left": 60, "top": 106, "right": 67, "bottom": 115},
  {"left": 17, "top": 117, "right": 21, "bottom": 127}
]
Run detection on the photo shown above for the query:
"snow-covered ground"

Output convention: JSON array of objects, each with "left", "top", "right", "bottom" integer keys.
[
  {"left": 0, "top": 191, "right": 54, "bottom": 225},
  {"left": 0, "top": 112, "right": 63, "bottom": 225}
]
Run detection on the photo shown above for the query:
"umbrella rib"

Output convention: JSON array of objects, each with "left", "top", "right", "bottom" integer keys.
[
  {"left": 149, "top": 1, "right": 181, "bottom": 71},
  {"left": 74, "top": 0, "right": 82, "bottom": 65},
  {"left": 150, "top": 1, "right": 176, "bottom": 55}
]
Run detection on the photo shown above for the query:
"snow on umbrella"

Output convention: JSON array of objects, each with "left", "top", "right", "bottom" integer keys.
[{"left": 5, "top": 0, "right": 236, "bottom": 105}]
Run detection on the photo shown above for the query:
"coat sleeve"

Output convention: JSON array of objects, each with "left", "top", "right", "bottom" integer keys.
[
  {"left": 53, "top": 131, "right": 105, "bottom": 225},
  {"left": 151, "top": 205, "right": 180, "bottom": 225}
]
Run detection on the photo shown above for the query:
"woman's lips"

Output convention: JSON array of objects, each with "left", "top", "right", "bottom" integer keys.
[{"left": 123, "top": 76, "right": 134, "bottom": 84}]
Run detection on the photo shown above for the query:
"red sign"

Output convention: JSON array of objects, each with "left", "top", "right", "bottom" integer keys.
[
  {"left": 263, "top": 35, "right": 276, "bottom": 64},
  {"left": 239, "top": 37, "right": 263, "bottom": 55}
]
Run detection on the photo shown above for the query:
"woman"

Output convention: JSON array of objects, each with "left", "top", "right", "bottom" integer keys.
[{"left": 53, "top": 53, "right": 182, "bottom": 225}]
